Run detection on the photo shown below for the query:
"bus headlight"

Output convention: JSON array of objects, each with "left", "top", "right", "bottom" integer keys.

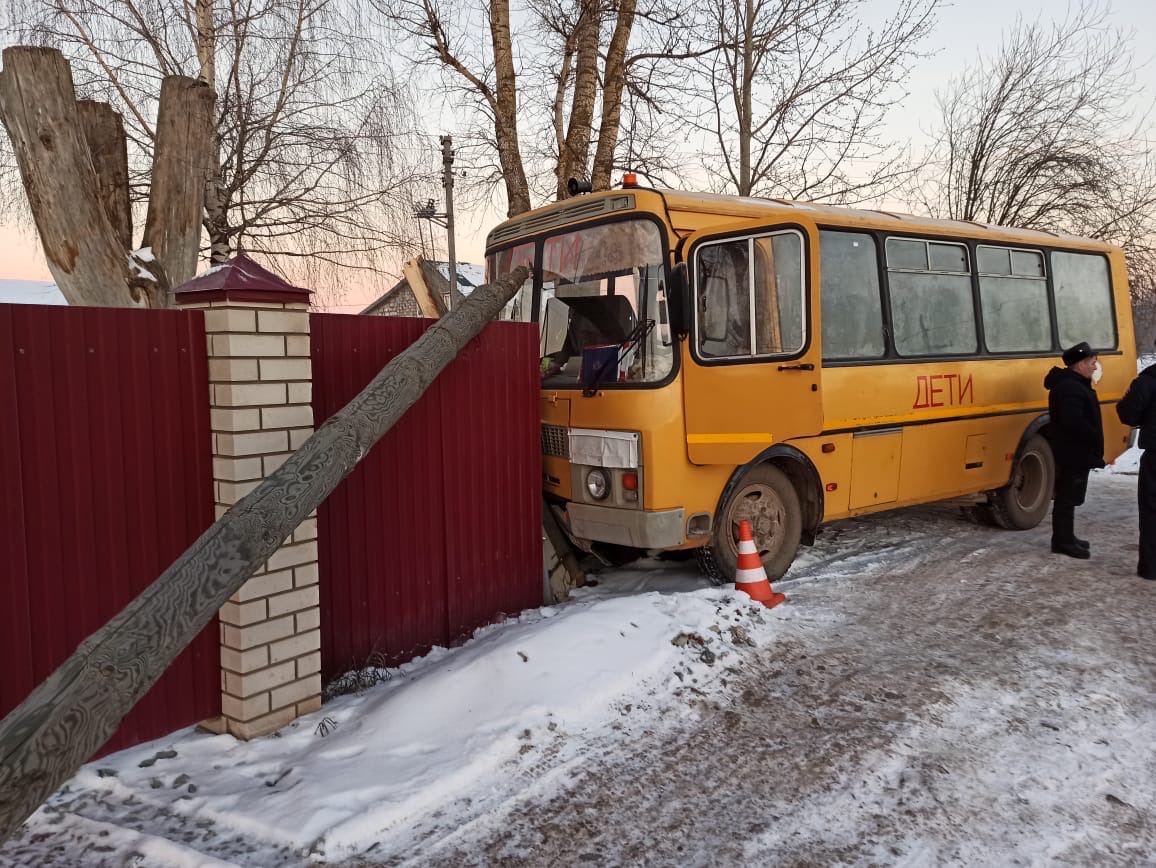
[{"left": 586, "top": 468, "right": 610, "bottom": 500}]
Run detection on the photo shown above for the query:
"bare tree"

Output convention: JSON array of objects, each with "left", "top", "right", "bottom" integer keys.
[
  {"left": 2, "top": 47, "right": 212, "bottom": 306},
  {"left": 1131, "top": 261, "right": 1156, "bottom": 352},
  {"left": 916, "top": 2, "right": 1156, "bottom": 248},
  {"left": 691, "top": 0, "right": 937, "bottom": 201},
  {"left": 3, "top": 0, "right": 423, "bottom": 287},
  {"left": 380, "top": 0, "right": 677, "bottom": 216}
]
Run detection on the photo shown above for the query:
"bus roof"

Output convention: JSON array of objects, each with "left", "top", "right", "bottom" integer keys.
[
  {"left": 484, "top": 187, "right": 1117, "bottom": 253},
  {"left": 656, "top": 189, "right": 1113, "bottom": 250}
]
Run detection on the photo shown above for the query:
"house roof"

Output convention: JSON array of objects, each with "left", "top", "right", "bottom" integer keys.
[
  {"left": 432, "top": 262, "right": 486, "bottom": 292},
  {"left": 0, "top": 279, "right": 67, "bottom": 305},
  {"left": 360, "top": 259, "right": 485, "bottom": 315}
]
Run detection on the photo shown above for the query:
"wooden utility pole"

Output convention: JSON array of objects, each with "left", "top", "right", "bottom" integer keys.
[
  {"left": 0, "top": 266, "right": 530, "bottom": 845},
  {"left": 543, "top": 506, "right": 587, "bottom": 600},
  {"left": 441, "top": 135, "right": 457, "bottom": 310}
]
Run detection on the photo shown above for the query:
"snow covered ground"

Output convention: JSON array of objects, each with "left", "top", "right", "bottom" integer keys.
[{"left": 1, "top": 469, "right": 1153, "bottom": 867}]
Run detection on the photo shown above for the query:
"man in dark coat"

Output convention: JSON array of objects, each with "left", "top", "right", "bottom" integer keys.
[
  {"left": 1043, "top": 341, "right": 1105, "bottom": 559},
  {"left": 1115, "top": 353, "right": 1156, "bottom": 580}
]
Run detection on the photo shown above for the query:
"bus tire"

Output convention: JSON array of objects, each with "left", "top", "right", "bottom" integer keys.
[
  {"left": 987, "top": 434, "right": 1055, "bottom": 530},
  {"left": 699, "top": 463, "right": 802, "bottom": 585}
]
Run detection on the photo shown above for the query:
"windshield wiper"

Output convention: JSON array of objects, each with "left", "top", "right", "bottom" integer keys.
[{"left": 582, "top": 319, "right": 656, "bottom": 397}]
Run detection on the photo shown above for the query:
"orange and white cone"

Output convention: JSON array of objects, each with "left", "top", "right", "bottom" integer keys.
[{"left": 733, "top": 519, "right": 786, "bottom": 609}]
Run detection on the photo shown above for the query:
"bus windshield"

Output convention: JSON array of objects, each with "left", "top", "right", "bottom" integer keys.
[{"left": 489, "top": 219, "right": 674, "bottom": 388}]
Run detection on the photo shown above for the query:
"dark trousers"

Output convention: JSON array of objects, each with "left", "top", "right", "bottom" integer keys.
[
  {"left": 1052, "top": 465, "right": 1089, "bottom": 546},
  {"left": 1138, "top": 451, "right": 1156, "bottom": 578}
]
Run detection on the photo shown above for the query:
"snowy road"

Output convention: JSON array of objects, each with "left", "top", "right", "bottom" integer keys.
[
  {"left": 392, "top": 473, "right": 1156, "bottom": 867},
  {"left": 2, "top": 472, "right": 1154, "bottom": 866}
]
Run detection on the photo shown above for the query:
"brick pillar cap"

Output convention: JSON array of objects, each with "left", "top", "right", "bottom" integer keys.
[{"left": 173, "top": 254, "right": 312, "bottom": 305}]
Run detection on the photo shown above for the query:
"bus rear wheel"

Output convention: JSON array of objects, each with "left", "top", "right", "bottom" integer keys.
[
  {"left": 699, "top": 463, "right": 802, "bottom": 586},
  {"left": 986, "top": 434, "right": 1055, "bottom": 530}
]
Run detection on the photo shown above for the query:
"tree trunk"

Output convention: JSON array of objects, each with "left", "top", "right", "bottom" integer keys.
[
  {"left": 0, "top": 266, "right": 531, "bottom": 845},
  {"left": 142, "top": 76, "right": 215, "bottom": 293},
  {"left": 204, "top": 167, "right": 233, "bottom": 264},
  {"left": 0, "top": 47, "right": 136, "bottom": 307},
  {"left": 490, "top": 0, "right": 532, "bottom": 216},
  {"left": 76, "top": 101, "right": 132, "bottom": 252},
  {"left": 738, "top": 0, "right": 755, "bottom": 197},
  {"left": 556, "top": 0, "right": 600, "bottom": 199},
  {"left": 193, "top": 0, "right": 216, "bottom": 89},
  {"left": 193, "top": 0, "right": 231, "bottom": 265},
  {"left": 590, "top": 0, "right": 638, "bottom": 192}
]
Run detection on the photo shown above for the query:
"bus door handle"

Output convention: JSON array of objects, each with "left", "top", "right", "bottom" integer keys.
[{"left": 777, "top": 363, "right": 814, "bottom": 372}]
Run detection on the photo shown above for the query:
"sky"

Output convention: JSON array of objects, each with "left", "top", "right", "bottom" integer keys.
[
  {"left": 0, "top": 459, "right": 1151, "bottom": 865},
  {"left": 1, "top": 0, "right": 1154, "bottom": 306}
]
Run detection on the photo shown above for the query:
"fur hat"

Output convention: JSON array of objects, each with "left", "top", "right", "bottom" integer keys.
[{"left": 1062, "top": 341, "right": 1095, "bottom": 367}]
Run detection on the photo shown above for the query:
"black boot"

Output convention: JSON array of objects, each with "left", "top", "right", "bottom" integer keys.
[
  {"left": 1052, "top": 541, "right": 1091, "bottom": 559},
  {"left": 1074, "top": 536, "right": 1090, "bottom": 552}
]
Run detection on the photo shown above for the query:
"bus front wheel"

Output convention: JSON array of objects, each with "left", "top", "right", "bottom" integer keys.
[
  {"left": 986, "top": 434, "right": 1055, "bottom": 530},
  {"left": 699, "top": 463, "right": 802, "bottom": 586}
]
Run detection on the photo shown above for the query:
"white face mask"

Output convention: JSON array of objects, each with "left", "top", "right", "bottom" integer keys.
[{"left": 1091, "top": 361, "right": 1103, "bottom": 384}]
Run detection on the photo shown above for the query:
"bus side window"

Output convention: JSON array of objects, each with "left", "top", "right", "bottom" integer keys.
[
  {"left": 977, "top": 245, "right": 1050, "bottom": 353},
  {"left": 886, "top": 238, "right": 976, "bottom": 357},
  {"left": 697, "top": 241, "right": 750, "bottom": 357},
  {"left": 1052, "top": 251, "right": 1116, "bottom": 351},
  {"left": 753, "top": 232, "right": 805, "bottom": 355},
  {"left": 819, "top": 231, "right": 885, "bottom": 360}
]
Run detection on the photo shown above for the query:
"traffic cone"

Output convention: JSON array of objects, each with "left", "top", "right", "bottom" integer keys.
[{"left": 733, "top": 520, "right": 786, "bottom": 609}]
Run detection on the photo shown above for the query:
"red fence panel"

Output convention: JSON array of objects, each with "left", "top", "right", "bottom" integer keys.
[
  {"left": 311, "top": 314, "right": 542, "bottom": 677},
  {"left": 0, "top": 303, "right": 220, "bottom": 755}
]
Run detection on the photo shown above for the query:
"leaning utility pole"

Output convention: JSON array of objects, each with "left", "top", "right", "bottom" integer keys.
[{"left": 441, "top": 135, "right": 457, "bottom": 310}]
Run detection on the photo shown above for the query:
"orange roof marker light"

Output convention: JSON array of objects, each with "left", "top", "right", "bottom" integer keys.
[{"left": 622, "top": 172, "right": 639, "bottom": 188}]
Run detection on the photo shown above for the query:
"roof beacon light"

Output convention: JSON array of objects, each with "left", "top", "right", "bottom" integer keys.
[{"left": 622, "top": 172, "right": 639, "bottom": 188}]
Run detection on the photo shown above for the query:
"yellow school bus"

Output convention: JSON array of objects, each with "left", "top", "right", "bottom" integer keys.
[{"left": 485, "top": 180, "right": 1136, "bottom": 580}]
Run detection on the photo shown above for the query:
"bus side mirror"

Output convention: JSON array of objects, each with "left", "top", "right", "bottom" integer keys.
[{"left": 667, "top": 262, "right": 691, "bottom": 341}]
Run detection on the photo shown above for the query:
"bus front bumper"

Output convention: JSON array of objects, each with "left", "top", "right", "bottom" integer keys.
[{"left": 566, "top": 503, "right": 686, "bottom": 549}]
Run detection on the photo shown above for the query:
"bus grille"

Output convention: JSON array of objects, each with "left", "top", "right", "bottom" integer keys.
[{"left": 541, "top": 424, "right": 570, "bottom": 458}]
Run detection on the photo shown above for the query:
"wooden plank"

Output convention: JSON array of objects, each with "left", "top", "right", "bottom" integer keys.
[
  {"left": 0, "top": 266, "right": 531, "bottom": 843},
  {"left": 402, "top": 257, "right": 448, "bottom": 318}
]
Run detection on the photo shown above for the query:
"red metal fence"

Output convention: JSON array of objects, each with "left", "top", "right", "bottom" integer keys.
[
  {"left": 311, "top": 315, "right": 542, "bottom": 678},
  {"left": 0, "top": 304, "right": 220, "bottom": 755}
]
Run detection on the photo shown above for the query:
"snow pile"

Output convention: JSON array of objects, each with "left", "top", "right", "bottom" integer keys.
[
  {"left": 16, "top": 583, "right": 780, "bottom": 863},
  {"left": 1107, "top": 447, "right": 1141, "bottom": 474}
]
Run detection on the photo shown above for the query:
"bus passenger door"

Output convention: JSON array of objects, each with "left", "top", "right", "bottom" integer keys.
[{"left": 681, "top": 222, "right": 822, "bottom": 465}]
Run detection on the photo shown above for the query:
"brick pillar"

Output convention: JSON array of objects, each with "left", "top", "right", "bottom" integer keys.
[{"left": 175, "top": 256, "right": 321, "bottom": 739}]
